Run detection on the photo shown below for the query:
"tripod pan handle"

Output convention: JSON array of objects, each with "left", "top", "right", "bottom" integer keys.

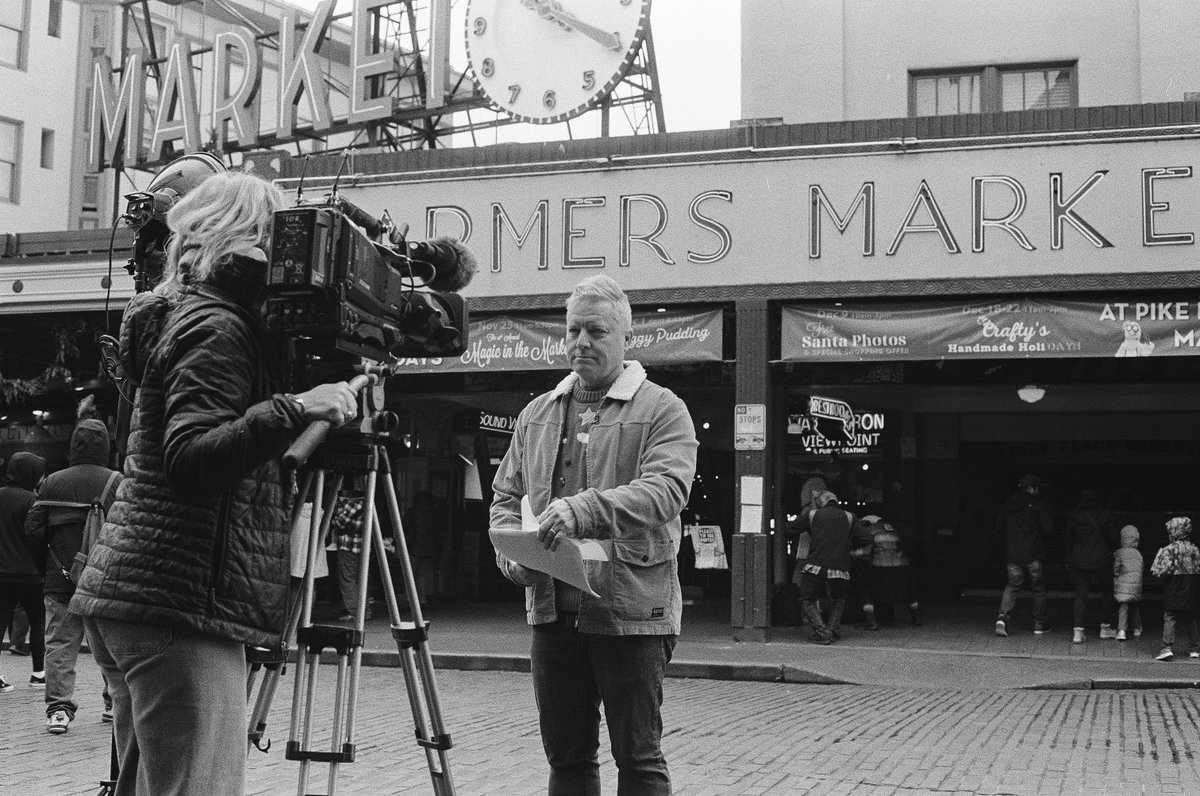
[{"left": 283, "top": 420, "right": 331, "bottom": 470}]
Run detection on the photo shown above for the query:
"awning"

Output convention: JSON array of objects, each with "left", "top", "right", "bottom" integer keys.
[
  {"left": 782, "top": 295, "right": 1200, "bottom": 362},
  {"left": 393, "top": 308, "right": 723, "bottom": 373}
]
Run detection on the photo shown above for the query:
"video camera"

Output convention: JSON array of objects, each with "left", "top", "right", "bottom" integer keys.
[
  {"left": 265, "top": 196, "right": 475, "bottom": 363},
  {"left": 119, "top": 152, "right": 476, "bottom": 365}
]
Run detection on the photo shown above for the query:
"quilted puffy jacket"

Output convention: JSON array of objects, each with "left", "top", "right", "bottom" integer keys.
[{"left": 70, "top": 263, "right": 306, "bottom": 648}]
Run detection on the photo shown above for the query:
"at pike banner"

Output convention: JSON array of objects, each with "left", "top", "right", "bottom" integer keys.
[
  {"left": 393, "top": 309, "right": 723, "bottom": 373},
  {"left": 782, "top": 295, "right": 1200, "bottom": 362}
]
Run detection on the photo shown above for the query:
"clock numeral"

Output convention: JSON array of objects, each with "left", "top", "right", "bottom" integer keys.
[
  {"left": 542, "top": 90, "right": 557, "bottom": 110},
  {"left": 582, "top": 70, "right": 595, "bottom": 91},
  {"left": 508, "top": 84, "right": 521, "bottom": 104},
  {"left": 480, "top": 58, "right": 495, "bottom": 78},
  {"left": 472, "top": 17, "right": 487, "bottom": 35}
]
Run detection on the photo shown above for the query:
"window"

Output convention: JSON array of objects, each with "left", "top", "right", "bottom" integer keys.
[
  {"left": 910, "top": 62, "right": 1077, "bottom": 117},
  {"left": 78, "top": 216, "right": 99, "bottom": 230},
  {"left": 40, "top": 128, "right": 53, "bottom": 169},
  {"left": 82, "top": 174, "right": 99, "bottom": 210},
  {"left": 48, "top": 0, "right": 61, "bottom": 38},
  {"left": 0, "top": 119, "right": 21, "bottom": 203},
  {"left": 0, "top": 0, "right": 28, "bottom": 69}
]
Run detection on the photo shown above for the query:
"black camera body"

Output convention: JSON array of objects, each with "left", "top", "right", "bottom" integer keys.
[{"left": 265, "top": 203, "right": 469, "bottom": 362}]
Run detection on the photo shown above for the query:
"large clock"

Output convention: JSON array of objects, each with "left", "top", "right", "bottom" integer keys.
[{"left": 465, "top": 0, "right": 652, "bottom": 125}]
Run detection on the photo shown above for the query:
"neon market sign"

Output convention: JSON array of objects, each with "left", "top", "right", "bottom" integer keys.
[{"left": 88, "top": 0, "right": 446, "bottom": 170}]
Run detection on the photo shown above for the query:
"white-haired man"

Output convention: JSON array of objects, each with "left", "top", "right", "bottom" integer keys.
[{"left": 491, "top": 274, "right": 698, "bottom": 796}]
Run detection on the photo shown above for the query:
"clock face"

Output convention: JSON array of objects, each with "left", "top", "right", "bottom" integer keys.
[{"left": 465, "top": 0, "right": 652, "bottom": 125}]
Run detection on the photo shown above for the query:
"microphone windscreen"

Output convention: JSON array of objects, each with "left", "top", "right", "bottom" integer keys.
[{"left": 425, "top": 237, "right": 478, "bottom": 292}]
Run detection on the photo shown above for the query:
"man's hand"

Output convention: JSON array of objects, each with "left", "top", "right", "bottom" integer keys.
[{"left": 536, "top": 499, "right": 578, "bottom": 552}]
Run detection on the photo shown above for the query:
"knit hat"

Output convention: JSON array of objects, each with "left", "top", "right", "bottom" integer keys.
[
  {"left": 1119, "top": 524, "right": 1139, "bottom": 548},
  {"left": 1017, "top": 474, "right": 1042, "bottom": 490},
  {"left": 1166, "top": 516, "right": 1192, "bottom": 541}
]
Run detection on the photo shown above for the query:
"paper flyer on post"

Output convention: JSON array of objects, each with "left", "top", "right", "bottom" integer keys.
[{"left": 488, "top": 496, "right": 610, "bottom": 598}]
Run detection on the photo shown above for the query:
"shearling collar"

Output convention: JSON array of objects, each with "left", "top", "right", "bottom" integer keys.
[{"left": 551, "top": 360, "right": 646, "bottom": 402}]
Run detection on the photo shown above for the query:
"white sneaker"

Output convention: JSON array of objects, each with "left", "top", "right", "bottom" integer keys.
[
  {"left": 1099, "top": 624, "right": 1118, "bottom": 640},
  {"left": 1072, "top": 627, "right": 1085, "bottom": 644},
  {"left": 1116, "top": 630, "right": 1127, "bottom": 641},
  {"left": 1190, "top": 651, "right": 1200, "bottom": 659},
  {"left": 46, "top": 710, "right": 70, "bottom": 735}
]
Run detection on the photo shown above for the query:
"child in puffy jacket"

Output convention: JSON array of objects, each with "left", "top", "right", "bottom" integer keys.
[
  {"left": 1149, "top": 517, "right": 1200, "bottom": 661},
  {"left": 1112, "top": 524, "right": 1143, "bottom": 641}
]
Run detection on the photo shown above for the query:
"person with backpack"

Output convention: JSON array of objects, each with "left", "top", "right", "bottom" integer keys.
[
  {"left": 795, "top": 491, "right": 870, "bottom": 644},
  {"left": 994, "top": 474, "right": 1055, "bottom": 637},
  {"left": 25, "top": 418, "right": 121, "bottom": 734}
]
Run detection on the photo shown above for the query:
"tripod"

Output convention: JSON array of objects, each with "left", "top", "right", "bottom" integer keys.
[{"left": 246, "top": 425, "right": 456, "bottom": 796}]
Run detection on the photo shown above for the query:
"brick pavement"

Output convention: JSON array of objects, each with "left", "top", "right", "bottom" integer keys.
[{"left": 5, "top": 653, "right": 1200, "bottom": 795}]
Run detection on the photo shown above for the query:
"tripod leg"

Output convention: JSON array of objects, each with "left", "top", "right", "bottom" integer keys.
[
  {"left": 247, "top": 469, "right": 333, "bottom": 755},
  {"left": 374, "top": 472, "right": 456, "bottom": 796}
]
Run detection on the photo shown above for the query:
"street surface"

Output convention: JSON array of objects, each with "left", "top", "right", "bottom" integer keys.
[{"left": 3, "top": 654, "right": 1199, "bottom": 795}]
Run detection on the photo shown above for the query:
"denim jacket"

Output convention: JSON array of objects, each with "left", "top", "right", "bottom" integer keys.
[{"left": 491, "top": 361, "right": 697, "bottom": 635}]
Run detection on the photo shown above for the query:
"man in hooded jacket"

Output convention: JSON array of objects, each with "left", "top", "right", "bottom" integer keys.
[
  {"left": 995, "top": 474, "right": 1054, "bottom": 637},
  {"left": 26, "top": 419, "right": 121, "bottom": 733},
  {"left": 0, "top": 451, "right": 47, "bottom": 692}
]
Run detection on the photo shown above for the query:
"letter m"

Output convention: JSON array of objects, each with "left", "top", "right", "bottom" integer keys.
[
  {"left": 89, "top": 53, "right": 145, "bottom": 171},
  {"left": 810, "top": 183, "right": 875, "bottom": 258}
]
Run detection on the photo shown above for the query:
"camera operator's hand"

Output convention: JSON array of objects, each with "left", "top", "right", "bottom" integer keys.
[{"left": 293, "top": 381, "right": 358, "bottom": 425}]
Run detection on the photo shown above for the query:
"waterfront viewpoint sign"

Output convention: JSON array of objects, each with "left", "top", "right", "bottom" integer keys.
[{"left": 782, "top": 294, "right": 1200, "bottom": 362}]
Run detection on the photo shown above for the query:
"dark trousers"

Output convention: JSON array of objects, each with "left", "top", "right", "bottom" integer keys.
[
  {"left": 1068, "top": 566, "right": 1114, "bottom": 628},
  {"left": 1163, "top": 609, "right": 1200, "bottom": 652},
  {"left": 531, "top": 615, "right": 675, "bottom": 796},
  {"left": 0, "top": 580, "right": 45, "bottom": 671}
]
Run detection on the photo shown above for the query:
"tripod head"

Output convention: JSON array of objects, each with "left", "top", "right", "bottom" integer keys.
[{"left": 283, "top": 362, "right": 406, "bottom": 470}]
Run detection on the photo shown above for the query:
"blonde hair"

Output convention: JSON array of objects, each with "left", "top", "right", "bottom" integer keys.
[
  {"left": 156, "top": 171, "right": 285, "bottom": 299},
  {"left": 567, "top": 274, "right": 633, "bottom": 330}
]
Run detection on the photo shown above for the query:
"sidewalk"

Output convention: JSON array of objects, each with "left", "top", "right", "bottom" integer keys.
[{"left": 337, "top": 597, "right": 1200, "bottom": 691}]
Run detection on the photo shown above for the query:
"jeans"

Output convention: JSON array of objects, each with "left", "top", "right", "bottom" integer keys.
[
  {"left": 0, "top": 581, "right": 45, "bottom": 670},
  {"left": 1162, "top": 609, "right": 1200, "bottom": 652},
  {"left": 998, "top": 560, "right": 1047, "bottom": 625},
  {"left": 44, "top": 594, "right": 97, "bottom": 718},
  {"left": 1068, "top": 566, "right": 1114, "bottom": 628},
  {"left": 531, "top": 615, "right": 676, "bottom": 796},
  {"left": 83, "top": 617, "right": 247, "bottom": 796}
]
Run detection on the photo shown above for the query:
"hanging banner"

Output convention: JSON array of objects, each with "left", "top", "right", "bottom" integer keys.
[
  {"left": 393, "top": 308, "right": 723, "bottom": 373},
  {"left": 782, "top": 295, "right": 1200, "bottom": 362}
]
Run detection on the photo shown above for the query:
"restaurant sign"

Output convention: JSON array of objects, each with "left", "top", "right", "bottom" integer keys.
[
  {"left": 782, "top": 295, "right": 1200, "bottom": 362},
  {"left": 392, "top": 308, "right": 722, "bottom": 373},
  {"left": 789, "top": 397, "right": 885, "bottom": 455}
]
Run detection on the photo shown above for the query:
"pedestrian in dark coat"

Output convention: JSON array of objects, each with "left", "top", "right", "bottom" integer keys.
[
  {"left": 1064, "top": 489, "right": 1117, "bottom": 643},
  {"left": 68, "top": 170, "right": 359, "bottom": 796},
  {"left": 796, "top": 492, "right": 868, "bottom": 644},
  {"left": 0, "top": 451, "right": 47, "bottom": 692},
  {"left": 995, "top": 474, "right": 1053, "bottom": 637}
]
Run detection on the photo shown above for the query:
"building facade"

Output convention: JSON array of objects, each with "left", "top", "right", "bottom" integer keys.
[{"left": 6, "top": 1, "right": 1200, "bottom": 633}]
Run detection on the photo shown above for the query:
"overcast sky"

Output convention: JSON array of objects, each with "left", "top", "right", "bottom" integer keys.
[{"left": 283, "top": 0, "right": 742, "bottom": 140}]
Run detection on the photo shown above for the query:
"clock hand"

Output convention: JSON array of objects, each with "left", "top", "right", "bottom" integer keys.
[{"left": 523, "top": 0, "right": 623, "bottom": 51}]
